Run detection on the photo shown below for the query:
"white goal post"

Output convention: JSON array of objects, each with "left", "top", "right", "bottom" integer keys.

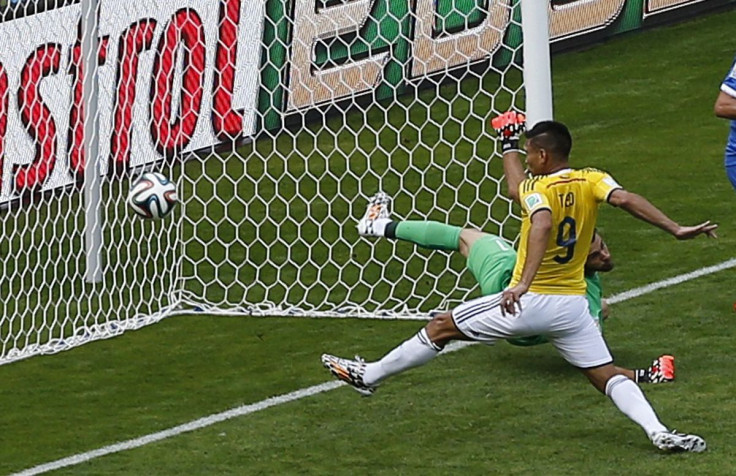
[{"left": 0, "top": 0, "right": 551, "bottom": 364}]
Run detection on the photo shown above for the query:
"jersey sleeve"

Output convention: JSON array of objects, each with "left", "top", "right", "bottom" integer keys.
[
  {"left": 518, "top": 179, "right": 551, "bottom": 216},
  {"left": 588, "top": 169, "right": 623, "bottom": 203},
  {"left": 722, "top": 55, "right": 736, "bottom": 98}
]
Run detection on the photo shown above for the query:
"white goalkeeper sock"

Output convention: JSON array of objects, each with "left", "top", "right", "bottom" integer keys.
[
  {"left": 605, "top": 374, "right": 668, "bottom": 437},
  {"left": 363, "top": 328, "right": 441, "bottom": 386}
]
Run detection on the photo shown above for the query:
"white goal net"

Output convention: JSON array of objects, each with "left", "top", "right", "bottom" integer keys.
[{"left": 0, "top": 0, "right": 526, "bottom": 364}]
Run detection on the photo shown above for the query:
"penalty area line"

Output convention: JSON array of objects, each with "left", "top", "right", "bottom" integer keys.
[{"left": 11, "top": 259, "right": 736, "bottom": 476}]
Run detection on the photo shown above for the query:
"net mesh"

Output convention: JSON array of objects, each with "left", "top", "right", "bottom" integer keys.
[{"left": 0, "top": 0, "right": 524, "bottom": 364}]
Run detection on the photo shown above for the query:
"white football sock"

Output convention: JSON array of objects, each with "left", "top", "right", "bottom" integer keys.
[
  {"left": 363, "top": 328, "right": 440, "bottom": 386},
  {"left": 605, "top": 374, "right": 668, "bottom": 437}
]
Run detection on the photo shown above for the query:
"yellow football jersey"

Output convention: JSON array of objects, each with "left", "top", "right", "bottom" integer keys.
[{"left": 510, "top": 168, "right": 622, "bottom": 295}]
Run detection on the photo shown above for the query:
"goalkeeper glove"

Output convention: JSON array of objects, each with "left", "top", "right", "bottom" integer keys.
[
  {"left": 634, "top": 355, "right": 675, "bottom": 384},
  {"left": 491, "top": 111, "right": 526, "bottom": 154}
]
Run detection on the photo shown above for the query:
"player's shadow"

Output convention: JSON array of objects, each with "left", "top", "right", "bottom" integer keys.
[
  {"left": 485, "top": 343, "right": 658, "bottom": 384},
  {"left": 492, "top": 344, "right": 579, "bottom": 382}
]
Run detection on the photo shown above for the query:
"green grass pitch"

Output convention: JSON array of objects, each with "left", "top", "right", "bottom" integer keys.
[{"left": 1, "top": 8, "right": 736, "bottom": 475}]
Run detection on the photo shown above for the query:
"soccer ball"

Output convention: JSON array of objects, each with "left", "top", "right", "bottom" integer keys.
[{"left": 128, "top": 172, "right": 178, "bottom": 219}]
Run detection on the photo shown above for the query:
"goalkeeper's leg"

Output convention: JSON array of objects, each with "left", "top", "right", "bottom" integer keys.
[
  {"left": 356, "top": 193, "right": 463, "bottom": 251},
  {"left": 388, "top": 221, "right": 463, "bottom": 251},
  {"left": 356, "top": 193, "right": 497, "bottom": 257}
]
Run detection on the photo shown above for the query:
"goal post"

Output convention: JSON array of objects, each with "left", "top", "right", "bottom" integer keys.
[
  {"left": 0, "top": 0, "right": 547, "bottom": 364},
  {"left": 521, "top": 0, "right": 554, "bottom": 126}
]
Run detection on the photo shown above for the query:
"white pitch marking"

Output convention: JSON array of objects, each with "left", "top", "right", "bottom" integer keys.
[
  {"left": 606, "top": 258, "right": 736, "bottom": 304},
  {"left": 11, "top": 381, "right": 344, "bottom": 476},
  {"left": 11, "top": 259, "right": 735, "bottom": 475}
]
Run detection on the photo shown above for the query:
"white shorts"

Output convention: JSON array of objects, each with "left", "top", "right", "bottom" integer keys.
[{"left": 452, "top": 292, "right": 613, "bottom": 368}]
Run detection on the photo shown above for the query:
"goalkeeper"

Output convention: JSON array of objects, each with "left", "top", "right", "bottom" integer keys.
[{"left": 354, "top": 113, "right": 673, "bottom": 384}]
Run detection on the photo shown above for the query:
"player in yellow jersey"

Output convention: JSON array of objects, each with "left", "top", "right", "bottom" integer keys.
[
  {"left": 353, "top": 193, "right": 674, "bottom": 383},
  {"left": 322, "top": 113, "right": 717, "bottom": 453}
]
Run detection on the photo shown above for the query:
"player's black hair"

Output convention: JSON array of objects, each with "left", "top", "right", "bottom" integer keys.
[{"left": 526, "top": 121, "right": 572, "bottom": 159}]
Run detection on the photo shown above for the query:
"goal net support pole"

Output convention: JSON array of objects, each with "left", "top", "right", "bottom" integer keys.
[{"left": 82, "top": 0, "right": 103, "bottom": 283}]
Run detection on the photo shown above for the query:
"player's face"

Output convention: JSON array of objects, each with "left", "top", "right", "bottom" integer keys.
[
  {"left": 585, "top": 233, "right": 614, "bottom": 272},
  {"left": 524, "top": 141, "right": 547, "bottom": 175}
]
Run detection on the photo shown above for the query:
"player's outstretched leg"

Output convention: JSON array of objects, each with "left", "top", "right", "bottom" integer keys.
[
  {"left": 650, "top": 430, "right": 707, "bottom": 453},
  {"left": 635, "top": 355, "right": 675, "bottom": 384},
  {"left": 321, "top": 354, "right": 376, "bottom": 396},
  {"left": 601, "top": 373, "right": 706, "bottom": 453},
  {"left": 357, "top": 192, "right": 392, "bottom": 237},
  {"left": 321, "top": 327, "right": 446, "bottom": 396}
]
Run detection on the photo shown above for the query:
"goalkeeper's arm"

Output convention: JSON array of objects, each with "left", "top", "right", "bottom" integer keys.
[{"left": 491, "top": 111, "right": 526, "bottom": 203}]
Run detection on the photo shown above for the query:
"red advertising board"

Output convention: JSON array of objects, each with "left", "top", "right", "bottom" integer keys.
[{"left": 0, "top": 0, "right": 263, "bottom": 202}]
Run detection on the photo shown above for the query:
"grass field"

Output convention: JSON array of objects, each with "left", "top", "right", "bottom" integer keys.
[{"left": 2, "top": 8, "right": 736, "bottom": 475}]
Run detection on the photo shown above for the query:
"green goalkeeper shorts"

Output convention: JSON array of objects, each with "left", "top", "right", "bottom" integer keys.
[{"left": 466, "top": 235, "right": 517, "bottom": 296}]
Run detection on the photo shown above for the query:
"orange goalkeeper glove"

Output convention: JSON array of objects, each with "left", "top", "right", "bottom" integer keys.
[{"left": 491, "top": 111, "right": 526, "bottom": 153}]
